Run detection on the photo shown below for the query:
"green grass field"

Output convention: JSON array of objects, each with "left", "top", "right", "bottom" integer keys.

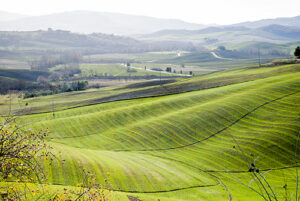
[
  {"left": 84, "top": 51, "right": 276, "bottom": 66},
  {"left": 3, "top": 62, "right": 298, "bottom": 115},
  {"left": 131, "top": 58, "right": 276, "bottom": 76},
  {"left": 2, "top": 63, "right": 300, "bottom": 200},
  {"left": 53, "top": 63, "right": 183, "bottom": 78}
]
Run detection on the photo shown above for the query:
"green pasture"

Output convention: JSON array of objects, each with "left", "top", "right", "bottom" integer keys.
[
  {"left": 53, "top": 63, "right": 182, "bottom": 78},
  {"left": 2, "top": 63, "right": 299, "bottom": 115},
  {"left": 2, "top": 63, "right": 297, "bottom": 200}
]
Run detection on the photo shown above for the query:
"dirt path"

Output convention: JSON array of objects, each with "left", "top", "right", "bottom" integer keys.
[{"left": 210, "top": 52, "right": 232, "bottom": 60}]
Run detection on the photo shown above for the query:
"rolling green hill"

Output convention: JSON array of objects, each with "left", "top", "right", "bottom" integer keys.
[
  {"left": 2, "top": 63, "right": 300, "bottom": 200},
  {"left": 2, "top": 63, "right": 298, "bottom": 114}
]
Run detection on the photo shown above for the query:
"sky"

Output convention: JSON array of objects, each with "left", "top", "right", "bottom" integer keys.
[{"left": 2, "top": 0, "right": 300, "bottom": 25}]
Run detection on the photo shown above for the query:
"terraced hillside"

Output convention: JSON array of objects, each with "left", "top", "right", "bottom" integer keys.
[{"left": 7, "top": 63, "right": 300, "bottom": 200}]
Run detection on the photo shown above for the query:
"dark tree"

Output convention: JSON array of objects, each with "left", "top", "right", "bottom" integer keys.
[
  {"left": 71, "top": 81, "right": 88, "bottom": 91},
  {"left": 294, "top": 46, "right": 300, "bottom": 57}
]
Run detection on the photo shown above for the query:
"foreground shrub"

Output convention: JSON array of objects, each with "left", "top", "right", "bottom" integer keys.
[{"left": 0, "top": 116, "right": 111, "bottom": 200}]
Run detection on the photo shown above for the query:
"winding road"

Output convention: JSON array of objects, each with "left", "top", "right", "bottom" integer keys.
[{"left": 211, "top": 52, "right": 232, "bottom": 60}]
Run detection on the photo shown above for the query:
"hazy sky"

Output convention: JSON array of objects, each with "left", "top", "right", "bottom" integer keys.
[{"left": 2, "top": 0, "right": 300, "bottom": 24}]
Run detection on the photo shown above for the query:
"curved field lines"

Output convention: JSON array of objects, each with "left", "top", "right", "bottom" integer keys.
[{"left": 15, "top": 64, "right": 300, "bottom": 201}]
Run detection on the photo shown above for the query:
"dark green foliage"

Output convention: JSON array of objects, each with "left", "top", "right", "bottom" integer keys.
[
  {"left": 23, "top": 81, "right": 89, "bottom": 99},
  {"left": 24, "top": 90, "right": 54, "bottom": 98},
  {"left": 55, "top": 81, "right": 88, "bottom": 92},
  {"left": 166, "top": 67, "right": 172, "bottom": 72},
  {"left": 0, "top": 76, "right": 44, "bottom": 94},
  {"left": 71, "top": 81, "right": 88, "bottom": 91},
  {"left": 0, "top": 69, "right": 50, "bottom": 82},
  {"left": 295, "top": 46, "right": 300, "bottom": 57},
  {"left": 271, "top": 59, "right": 297, "bottom": 65}
]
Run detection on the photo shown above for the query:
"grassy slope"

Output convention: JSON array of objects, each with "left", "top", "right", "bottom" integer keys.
[
  {"left": 9, "top": 63, "right": 299, "bottom": 200},
  {"left": 84, "top": 52, "right": 184, "bottom": 63},
  {"left": 53, "top": 63, "right": 181, "bottom": 77},
  {"left": 2, "top": 63, "right": 298, "bottom": 115}
]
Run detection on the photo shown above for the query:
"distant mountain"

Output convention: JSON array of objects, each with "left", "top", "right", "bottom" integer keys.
[
  {"left": 0, "top": 29, "right": 200, "bottom": 59},
  {"left": 258, "top": 24, "right": 300, "bottom": 38},
  {"left": 1, "top": 10, "right": 299, "bottom": 40},
  {"left": 194, "top": 26, "right": 250, "bottom": 34},
  {"left": 0, "top": 11, "right": 205, "bottom": 35},
  {"left": 0, "top": 11, "right": 28, "bottom": 22},
  {"left": 147, "top": 26, "right": 250, "bottom": 37},
  {"left": 235, "top": 15, "right": 300, "bottom": 28},
  {"left": 138, "top": 24, "right": 300, "bottom": 43}
]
